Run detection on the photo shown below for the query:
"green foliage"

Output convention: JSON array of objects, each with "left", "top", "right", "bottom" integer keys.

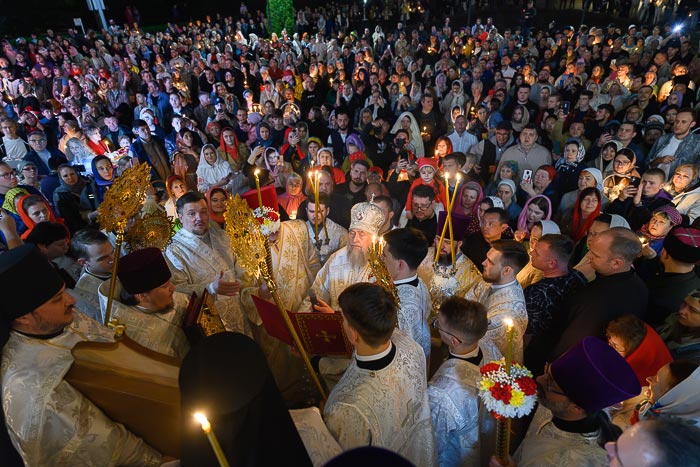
[{"left": 268, "top": 0, "right": 295, "bottom": 36}]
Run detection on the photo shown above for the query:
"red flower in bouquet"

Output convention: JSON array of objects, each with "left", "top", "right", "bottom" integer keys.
[
  {"left": 490, "top": 382, "right": 512, "bottom": 404},
  {"left": 480, "top": 362, "right": 500, "bottom": 375},
  {"left": 516, "top": 376, "right": 537, "bottom": 396}
]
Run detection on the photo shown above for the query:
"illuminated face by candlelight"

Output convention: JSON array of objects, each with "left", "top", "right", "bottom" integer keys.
[
  {"left": 435, "top": 139, "right": 450, "bottom": 157},
  {"left": 647, "top": 213, "right": 673, "bottom": 238}
]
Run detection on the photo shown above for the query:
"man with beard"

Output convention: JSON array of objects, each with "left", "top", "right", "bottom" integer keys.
[
  {"left": 97, "top": 247, "right": 190, "bottom": 359},
  {"left": 418, "top": 211, "right": 482, "bottom": 298},
  {"left": 305, "top": 192, "right": 348, "bottom": 265},
  {"left": 404, "top": 184, "right": 439, "bottom": 241},
  {"left": 305, "top": 201, "right": 384, "bottom": 310},
  {"left": 511, "top": 337, "right": 640, "bottom": 467},
  {"left": 165, "top": 192, "right": 253, "bottom": 336},
  {"left": 463, "top": 239, "right": 529, "bottom": 364},
  {"left": 335, "top": 159, "right": 369, "bottom": 206},
  {"left": 0, "top": 245, "right": 163, "bottom": 466},
  {"left": 382, "top": 228, "right": 432, "bottom": 360}
]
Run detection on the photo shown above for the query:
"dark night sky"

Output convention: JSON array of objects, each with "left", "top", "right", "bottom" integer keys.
[{"left": 1, "top": 0, "right": 283, "bottom": 35}]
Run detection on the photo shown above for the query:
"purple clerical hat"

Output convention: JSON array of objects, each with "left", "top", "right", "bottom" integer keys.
[{"left": 550, "top": 336, "right": 641, "bottom": 413}]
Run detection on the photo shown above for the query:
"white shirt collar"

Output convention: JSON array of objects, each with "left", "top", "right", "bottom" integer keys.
[
  {"left": 490, "top": 278, "right": 518, "bottom": 290},
  {"left": 394, "top": 274, "right": 418, "bottom": 285},
  {"left": 356, "top": 342, "right": 393, "bottom": 362}
]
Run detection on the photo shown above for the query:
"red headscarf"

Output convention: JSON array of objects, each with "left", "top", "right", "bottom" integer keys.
[
  {"left": 571, "top": 187, "right": 601, "bottom": 242},
  {"left": 219, "top": 126, "right": 242, "bottom": 168},
  {"left": 206, "top": 187, "right": 229, "bottom": 228},
  {"left": 17, "top": 194, "right": 62, "bottom": 240}
]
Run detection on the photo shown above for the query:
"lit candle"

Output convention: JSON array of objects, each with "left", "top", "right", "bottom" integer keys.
[
  {"left": 447, "top": 174, "right": 462, "bottom": 266},
  {"left": 308, "top": 171, "right": 320, "bottom": 242},
  {"left": 503, "top": 318, "right": 514, "bottom": 376},
  {"left": 194, "top": 412, "right": 231, "bottom": 467},
  {"left": 435, "top": 173, "right": 450, "bottom": 263},
  {"left": 254, "top": 168, "right": 263, "bottom": 208}
]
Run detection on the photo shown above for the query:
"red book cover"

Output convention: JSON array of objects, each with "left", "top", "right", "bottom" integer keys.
[{"left": 251, "top": 295, "right": 352, "bottom": 357}]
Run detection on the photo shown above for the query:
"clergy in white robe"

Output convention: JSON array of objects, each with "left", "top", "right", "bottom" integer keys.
[
  {"left": 514, "top": 337, "right": 641, "bottom": 467},
  {"left": 70, "top": 228, "right": 115, "bottom": 322},
  {"left": 322, "top": 283, "right": 437, "bottom": 467},
  {"left": 165, "top": 193, "right": 253, "bottom": 336},
  {"left": 303, "top": 201, "right": 385, "bottom": 310},
  {"left": 0, "top": 245, "right": 162, "bottom": 466},
  {"left": 463, "top": 241, "right": 529, "bottom": 364},
  {"left": 428, "top": 296, "right": 495, "bottom": 467},
  {"left": 383, "top": 228, "right": 433, "bottom": 360},
  {"left": 305, "top": 196, "right": 348, "bottom": 265}
]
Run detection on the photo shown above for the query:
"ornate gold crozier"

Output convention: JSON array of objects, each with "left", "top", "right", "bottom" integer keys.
[
  {"left": 97, "top": 163, "right": 152, "bottom": 326},
  {"left": 224, "top": 195, "right": 328, "bottom": 402}
]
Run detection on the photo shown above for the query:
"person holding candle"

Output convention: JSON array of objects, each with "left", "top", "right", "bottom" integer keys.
[
  {"left": 0, "top": 245, "right": 164, "bottom": 466},
  {"left": 428, "top": 296, "right": 494, "bottom": 467},
  {"left": 511, "top": 336, "right": 640, "bottom": 467},
  {"left": 323, "top": 283, "right": 437, "bottom": 466}
]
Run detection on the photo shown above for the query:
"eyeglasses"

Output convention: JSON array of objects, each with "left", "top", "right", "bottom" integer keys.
[
  {"left": 543, "top": 363, "right": 568, "bottom": 396},
  {"left": 613, "top": 159, "right": 631, "bottom": 166},
  {"left": 0, "top": 170, "right": 17, "bottom": 179},
  {"left": 414, "top": 202, "right": 433, "bottom": 211},
  {"left": 431, "top": 316, "right": 462, "bottom": 343},
  {"left": 21, "top": 166, "right": 37, "bottom": 171}
]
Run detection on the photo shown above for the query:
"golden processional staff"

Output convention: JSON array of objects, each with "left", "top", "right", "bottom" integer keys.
[
  {"left": 97, "top": 163, "right": 153, "bottom": 326},
  {"left": 223, "top": 195, "right": 328, "bottom": 402}
]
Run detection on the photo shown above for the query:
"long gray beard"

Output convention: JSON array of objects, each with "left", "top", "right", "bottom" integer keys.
[{"left": 347, "top": 247, "right": 368, "bottom": 269}]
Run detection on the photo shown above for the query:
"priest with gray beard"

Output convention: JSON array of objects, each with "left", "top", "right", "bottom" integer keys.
[{"left": 303, "top": 201, "right": 385, "bottom": 311}]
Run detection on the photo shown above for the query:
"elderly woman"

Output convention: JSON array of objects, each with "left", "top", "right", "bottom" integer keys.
[
  {"left": 16, "top": 160, "right": 40, "bottom": 189},
  {"left": 495, "top": 179, "right": 522, "bottom": 224},
  {"left": 638, "top": 205, "right": 683, "bottom": 256},
  {"left": 665, "top": 164, "right": 700, "bottom": 223},
  {"left": 635, "top": 361, "right": 700, "bottom": 425},
  {"left": 277, "top": 173, "right": 306, "bottom": 219},
  {"left": 552, "top": 137, "right": 587, "bottom": 195},
  {"left": 559, "top": 186, "right": 602, "bottom": 242}
]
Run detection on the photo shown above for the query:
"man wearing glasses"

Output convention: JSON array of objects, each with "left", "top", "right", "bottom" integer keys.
[
  {"left": 511, "top": 337, "right": 640, "bottom": 467},
  {"left": 428, "top": 296, "right": 491, "bottom": 467},
  {"left": 0, "top": 161, "right": 42, "bottom": 234},
  {"left": 23, "top": 130, "right": 67, "bottom": 176},
  {"left": 404, "top": 184, "right": 438, "bottom": 241}
]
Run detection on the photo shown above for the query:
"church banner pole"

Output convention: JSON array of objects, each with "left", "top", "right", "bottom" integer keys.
[{"left": 262, "top": 238, "right": 328, "bottom": 403}]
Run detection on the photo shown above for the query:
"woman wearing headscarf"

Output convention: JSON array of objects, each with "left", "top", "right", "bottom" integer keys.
[
  {"left": 277, "top": 173, "right": 306, "bottom": 219},
  {"left": 254, "top": 121, "right": 274, "bottom": 149},
  {"left": 635, "top": 361, "right": 700, "bottom": 426},
  {"left": 637, "top": 205, "right": 683, "bottom": 256},
  {"left": 592, "top": 140, "right": 624, "bottom": 174},
  {"left": 496, "top": 179, "right": 522, "bottom": 224},
  {"left": 196, "top": 144, "right": 234, "bottom": 193},
  {"left": 559, "top": 167, "right": 606, "bottom": 212},
  {"left": 659, "top": 290, "right": 700, "bottom": 363},
  {"left": 206, "top": 187, "right": 229, "bottom": 229},
  {"left": 515, "top": 195, "right": 552, "bottom": 241},
  {"left": 452, "top": 181, "right": 483, "bottom": 235},
  {"left": 559, "top": 186, "right": 602, "bottom": 242},
  {"left": 603, "top": 148, "right": 642, "bottom": 202},
  {"left": 510, "top": 104, "right": 531, "bottom": 137},
  {"left": 665, "top": 164, "right": 700, "bottom": 224},
  {"left": 551, "top": 137, "right": 587, "bottom": 195},
  {"left": 53, "top": 164, "right": 94, "bottom": 232},
  {"left": 261, "top": 146, "right": 293, "bottom": 189},
  {"left": 218, "top": 126, "right": 248, "bottom": 172},
  {"left": 16, "top": 194, "right": 62, "bottom": 240},
  {"left": 390, "top": 111, "right": 424, "bottom": 157},
  {"left": 89, "top": 155, "right": 115, "bottom": 205}
]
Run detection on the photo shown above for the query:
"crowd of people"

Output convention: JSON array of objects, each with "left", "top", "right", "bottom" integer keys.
[{"left": 1, "top": 3, "right": 700, "bottom": 467}]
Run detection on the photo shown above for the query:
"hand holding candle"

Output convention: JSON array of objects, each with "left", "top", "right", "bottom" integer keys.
[{"left": 194, "top": 412, "right": 231, "bottom": 467}]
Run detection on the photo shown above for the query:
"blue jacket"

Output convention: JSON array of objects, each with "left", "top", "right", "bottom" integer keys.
[
  {"left": 130, "top": 136, "right": 169, "bottom": 183},
  {"left": 23, "top": 148, "right": 67, "bottom": 176}
]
